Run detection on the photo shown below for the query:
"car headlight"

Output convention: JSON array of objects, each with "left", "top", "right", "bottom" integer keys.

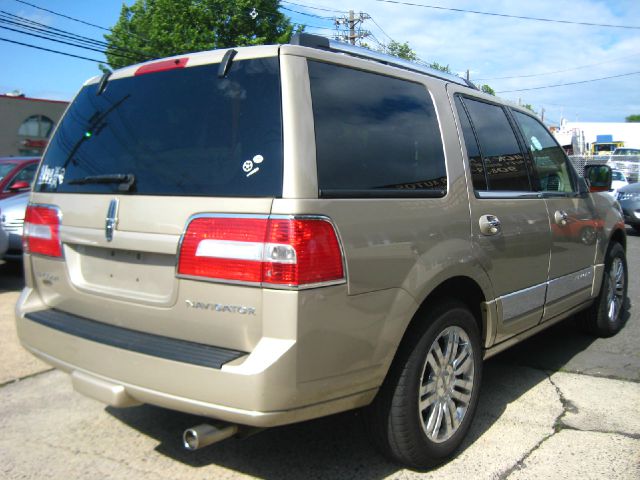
[{"left": 617, "top": 192, "right": 640, "bottom": 201}]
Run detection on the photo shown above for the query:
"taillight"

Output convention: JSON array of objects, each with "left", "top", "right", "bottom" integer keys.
[
  {"left": 23, "top": 205, "right": 62, "bottom": 258},
  {"left": 177, "top": 216, "right": 345, "bottom": 288}
]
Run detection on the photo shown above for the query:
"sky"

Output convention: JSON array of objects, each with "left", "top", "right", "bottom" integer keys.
[{"left": 1, "top": 0, "right": 639, "bottom": 124}]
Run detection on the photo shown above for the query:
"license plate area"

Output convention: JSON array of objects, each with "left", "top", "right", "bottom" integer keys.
[{"left": 65, "top": 244, "right": 177, "bottom": 305}]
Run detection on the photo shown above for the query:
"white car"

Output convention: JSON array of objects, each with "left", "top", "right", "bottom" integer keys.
[
  {"left": 0, "top": 192, "right": 29, "bottom": 260},
  {"left": 610, "top": 169, "right": 629, "bottom": 197}
]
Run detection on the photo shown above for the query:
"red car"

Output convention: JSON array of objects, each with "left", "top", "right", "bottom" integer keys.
[{"left": 0, "top": 157, "right": 40, "bottom": 200}]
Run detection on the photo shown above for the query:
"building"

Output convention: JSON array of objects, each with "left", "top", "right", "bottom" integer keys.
[{"left": 0, "top": 92, "right": 69, "bottom": 157}]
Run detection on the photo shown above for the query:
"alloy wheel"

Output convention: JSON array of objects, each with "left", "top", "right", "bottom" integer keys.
[
  {"left": 418, "top": 326, "right": 475, "bottom": 443},
  {"left": 607, "top": 257, "right": 625, "bottom": 323}
]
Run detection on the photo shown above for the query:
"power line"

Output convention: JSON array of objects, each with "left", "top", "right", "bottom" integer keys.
[
  {"left": 476, "top": 53, "right": 640, "bottom": 80},
  {"left": 497, "top": 71, "right": 640, "bottom": 93},
  {"left": 372, "top": 0, "right": 640, "bottom": 29},
  {"left": 10, "top": 0, "right": 149, "bottom": 43},
  {"left": 2, "top": 10, "right": 116, "bottom": 48},
  {"left": 0, "top": 24, "right": 139, "bottom": 61},
  {"left": 280, "top": 6, "right": 334, "bottom": 20},
  {"left": 0, "top": 13, "right": 142, "bottom": 59},
  {"left": 281, "top": 1, "right": 348, "bottom": 14},
  {"left": 247, "top": 5, "right": 334, "bottom": 30},
  {"left": 0, "top": 11, "right": 145, "bottom": 60},
  {"left": 0, "top": 35, "right": 102, "bottom": 62},
  {"left": 369, "top": 16, "right": 393, "bottom": 42},
  {"left": 12, "top": 0, "right": 112, "bottom": 32},
  {"left": 302, "top": 26, "right": 336, "bottom": 33}
]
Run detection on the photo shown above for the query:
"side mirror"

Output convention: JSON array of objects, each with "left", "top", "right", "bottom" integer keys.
[
  {"left": 583, "top": 164, "right": 612, "bottom": 192},
  {"left": 8, "top": 180, "right": 30, "bottom": 192}
]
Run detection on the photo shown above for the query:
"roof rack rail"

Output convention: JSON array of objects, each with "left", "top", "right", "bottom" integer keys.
[{"left": 290, "top": 33, "right": 477, "bottom": 90}]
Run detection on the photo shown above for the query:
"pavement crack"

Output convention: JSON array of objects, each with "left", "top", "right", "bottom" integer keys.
[
  {"left": 546, "top": 374, "right": 640, "bottom": 440},
  {"left": 0, "top": 367, "right": 54, "bottom": 388},
  {"left": 546, "top": 374, "right": 577, "bottom": 433},
  {"left": 498, "top": 373, "right": 567, "bottom": 479},
  {"left": 497, "top": 432, "right": 555, "bottom": 480}
]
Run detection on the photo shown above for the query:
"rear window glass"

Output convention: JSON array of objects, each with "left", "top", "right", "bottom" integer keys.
[
  {"left": 308, "top": 61, "right": 446, "bottom": 196},
  {"left": 36, "top": 58, "right": 283, "bottom": 197}
]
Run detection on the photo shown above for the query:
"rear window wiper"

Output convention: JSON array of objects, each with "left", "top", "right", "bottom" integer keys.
[{"left": 67, "top": 173, "right": 136, "bottom": 192}]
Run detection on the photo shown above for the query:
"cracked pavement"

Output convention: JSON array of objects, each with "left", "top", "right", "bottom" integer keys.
[{"left": 1, "top": 232, "right": 639, "bottom": 479}]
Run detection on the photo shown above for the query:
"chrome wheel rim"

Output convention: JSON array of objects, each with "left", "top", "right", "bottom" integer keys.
[
  {"left": 419, "top": 326, "right": 475, "bottom": 443},
  {"left": 606, "top": 257, "right": 625, "bottom": 323}
]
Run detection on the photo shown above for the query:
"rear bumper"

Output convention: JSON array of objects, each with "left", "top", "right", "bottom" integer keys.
[
  {"left": 15, "top": 288, "right": 379, "bottom": 427},
  {"left": 25, "top": 309, "right": 247, "bottom": 370}
]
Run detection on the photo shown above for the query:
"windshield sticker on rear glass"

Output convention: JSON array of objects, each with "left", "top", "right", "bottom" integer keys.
[
  {"left": 38, "top": 165, "right": 66, "bottom": 188},
  {"left": 242, "top": 154, "right": 264, "bottom": 177}
]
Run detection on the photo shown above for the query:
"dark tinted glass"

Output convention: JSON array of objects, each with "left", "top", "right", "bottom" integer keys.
[
  {"left": 37, "top": 58, "right": 283, "bottom": 196},
  {"left": 308, "top": 61, "right": 446, "bottom": 195},
  {"left": 512, "top": 111, "right": 575, "bottom": 193},
  {"left": 454, "top": 96, "right": 487, "bottom": 190},
  {"left": 463, "top": 98, "right": 531, "bottom": 191}
]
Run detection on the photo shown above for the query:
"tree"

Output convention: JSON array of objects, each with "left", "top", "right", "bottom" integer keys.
[
  {"left": 480, "top": 84, "right": 495, "bottom": 96},
  {"left": 522, "top": 103, "right": 536, "bottom": 113},
  {"left": 428, "top": 61, "right": 451, "bottom": 73},
  {"left": 104, "top": 0, "right": 299, "bottom": 69},
  {"left": 385, "top": 40, "right": 417, "bottom": 61},
  {"left": 626, "top": 114, "right": 640, "bottom": 122}
]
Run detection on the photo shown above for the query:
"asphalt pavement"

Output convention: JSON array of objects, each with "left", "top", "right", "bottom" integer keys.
[{"left": 1, "top": 230, "right": 639, "bottom": 479}]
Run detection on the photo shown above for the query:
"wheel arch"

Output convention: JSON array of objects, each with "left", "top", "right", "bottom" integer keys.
[
  {"left": 412, "top": 276, "right": 487, "bottom": 347},
  {"left": 382, "top": 276, "right": 490, "bottom": 385},
  {"left": 608, "top": 226, "right": 626, "bottom": 252}
]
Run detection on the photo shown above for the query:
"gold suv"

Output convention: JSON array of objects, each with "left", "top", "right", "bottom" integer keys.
[{"left": 16, "top": 34, "right": 627, "bottom": 468}]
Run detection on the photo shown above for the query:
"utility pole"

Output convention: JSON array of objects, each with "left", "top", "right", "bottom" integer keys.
[
  {"left": 466, "top": 69, "right": 470, "bottom": 82},
  {"left": 541, "top": 107, "right": 545, "bottom": 122},
  {"left": 349, "top": 10, "right": 356, "bottom": 45},
  {"left": 334, "top": 10, "right": 370, "bottom": 45}
]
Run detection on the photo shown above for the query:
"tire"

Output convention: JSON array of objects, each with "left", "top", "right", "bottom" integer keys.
[
  {"left": 580, "top": 242, "right": 628, "bottom": 337},
  {"left": 366, "top": 300, "right": 482, "bottom": 469}
]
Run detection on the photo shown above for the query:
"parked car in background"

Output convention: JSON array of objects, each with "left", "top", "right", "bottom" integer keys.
[
  {"left": 0, "top": 223, "right": 8, "bottom": 259},
  {"left": 0, "top": 192, "right": 29, "bottom": 260},
  {"left": 0, "top": 157, "right": 39, "bottom": 200},
  {"left": 612, "top": 147, "right": 640, "bottom": 156},
  {"left": 609, "top": 169, "right": 629, "bottom": 196},
  {"left": 609, "top": 149, "right": 640, "bottom": 184},
  {"left": 617, "top": 183, "right": 640, "bottom": 232}
]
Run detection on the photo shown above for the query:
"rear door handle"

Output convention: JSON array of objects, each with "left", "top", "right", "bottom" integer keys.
[{"left": 479, "top": 215, "right": 502, "bottom": 236}]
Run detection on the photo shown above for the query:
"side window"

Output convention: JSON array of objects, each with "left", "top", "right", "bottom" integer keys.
[
  {"left": 308, "top": 61, "right": 446, "bottom": 195},
  {"left": 8, "top": 163, "right": 38, "bottom": 189},
  {"left": 461, "top": 97, "right": 531, "bottom": 192},
  {"left": 512, "top": 111, "right": 575, "bottom": 193},
  {"left": 454, "top": 96, "right": 487, "bottom": 190}
]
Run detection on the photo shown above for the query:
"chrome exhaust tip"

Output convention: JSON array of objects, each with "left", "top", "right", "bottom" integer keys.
[{"left": 183, "top": 423, "right": 239, "bottom": 451}]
